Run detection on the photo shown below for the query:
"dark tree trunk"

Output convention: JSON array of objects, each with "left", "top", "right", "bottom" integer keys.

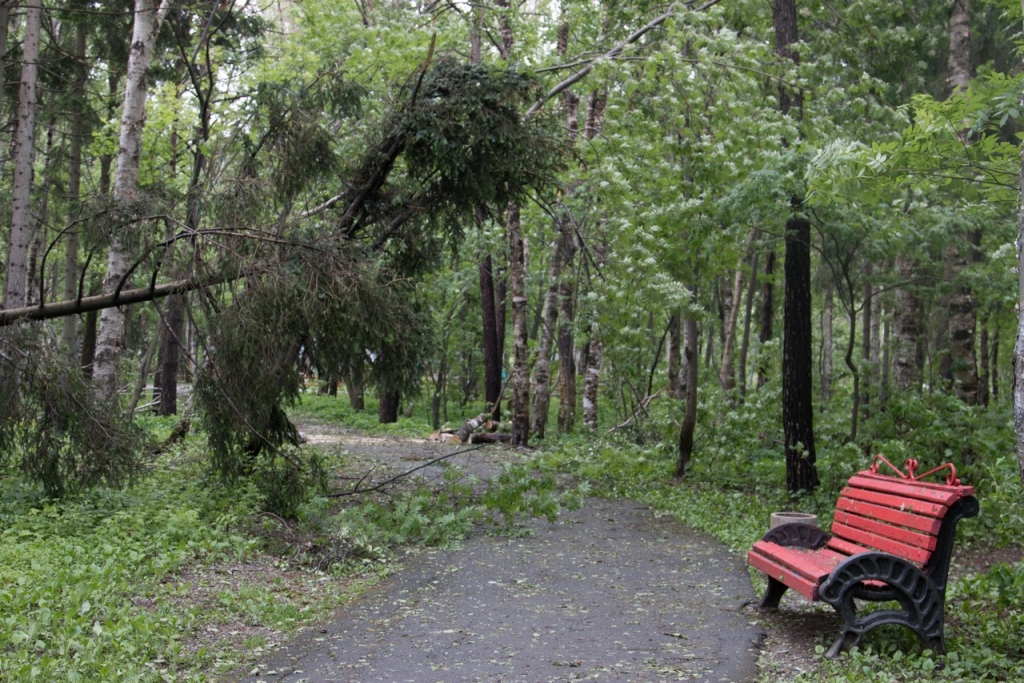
[
  {"left": 157, "top": 294, "right": 185, "bottom": 415},
  {"left": 480, "top": 252, "right": 502, "bottom": 420},
  {"left": 739, "top": 249, "right": 758, "bottom": 400},
  {"left": 980, "top": 314, "right": 990, "bottom": 407},
  {"left": 667, "top": 311, "right": 682, "bottom": 398},
  {"left": 774, "top": 0, "right": 816, "bottom": 492},
  {"left": 675, "top": 315, "right": 699, "bottom": 478},
  {"left": 991, "top": 319, "right": 1000, "bottom": 400},
  {"left": 80, "top": 278, "right": 100, "bottom": 376},
  {"left": 378, "top": 390, "right": 400, "bottom": 424},
  {"left": 758, "top": 248, "right": 775, "bottom": 388},
  {"left": 861, "top": 275, "right": 873, "bottom": 416},
  {"left": 783, "top": 212, "right": 818, "bottom": 493}
]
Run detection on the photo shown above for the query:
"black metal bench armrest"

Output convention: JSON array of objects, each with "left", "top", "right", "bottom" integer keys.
[{"left": 760, "top": 522, "right": 830, "bottom": 550}]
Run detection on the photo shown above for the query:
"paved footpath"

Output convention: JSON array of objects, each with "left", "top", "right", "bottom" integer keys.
[{"left": 241, "top": 498, "right": 763, "bottom": 683}]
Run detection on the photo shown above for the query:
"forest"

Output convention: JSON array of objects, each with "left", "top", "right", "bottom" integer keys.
[{"left": 1, "top": 0, "right": 1024, "bottom": 680}]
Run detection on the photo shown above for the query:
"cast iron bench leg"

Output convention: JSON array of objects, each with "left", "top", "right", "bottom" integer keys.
[{"left": 760, "top": 577, "right": 788, "bottom": 609}]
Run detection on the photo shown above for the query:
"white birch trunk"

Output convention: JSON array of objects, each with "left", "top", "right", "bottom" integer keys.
[
  {"left": 93, "top": 0, "right": 169, "bottom": 401},
  {"left": 508, "top": 203, "right": 529, "bottom": 445},
  {"left": 530, "top": 233, "right": 562, "bottom": 437},
  {"left": 3, "top": 0, "right": 41, "bottom": 310}
]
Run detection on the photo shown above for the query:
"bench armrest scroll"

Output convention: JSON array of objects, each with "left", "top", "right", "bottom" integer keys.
[{"left": 760, "top": 523, "right": 830, "bottom": 549}]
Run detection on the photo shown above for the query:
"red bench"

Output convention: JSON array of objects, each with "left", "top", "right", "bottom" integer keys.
[{"left": 747, "top": 456, "right": 978, "bottom": 659}]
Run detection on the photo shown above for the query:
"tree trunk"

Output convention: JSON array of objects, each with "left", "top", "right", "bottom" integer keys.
[
  {"left": 881, "top": 315, "right": 891, "bottom": 403},
  {"left": 93, "top": 0, "right": 170, "bottom": 402},
  {"left": 507, "top": 203, "right": 529, "bottom": 445},
  {"left": 667, "top": 310, "right": 682, "bottom": 398},
  {"left": 845, "top": 306, "right": 860, "bottom": 443},
  {"left": 774, "top": 0, "right": 816, "bottom": 492},
  {"left": 530, "top": 229, "right": 562, "bottom": 437},
  {"left": 782, "top": 211, "right": 818, "bottom": 491},
  {"left": 378, "top": 390, "right": 400, "bottom": 424},
  {"left": 675, "top": 315, "right": 698, "bottom": 478},
  {"left": 1014, "top": 64, "right": 1024, "bottom": 483},
  {"left": 821, "top": 280, "right": 833, "bottom": 402},
  {"left": 948, "top": 0, "right": 972, "bottom": 93},
  {"left": 783, "top": 212, "right": 818, "bottom": 493},
  {"left": 557, "top": 220, "right": 577, "bottom": 434},
  {"left": 758, "top": 248, "right": 775, "bottom": 388},
  {"left": 127, "top": 319, "right": 160, "bottom": 414},
  {"left": 346, "top": 375, "right": 365, "bottom": 411},
  {"left": 991, "top": 316, "right": 1000, "bottom": 400},
  {"left": 26, "top": 122, "right": 54, "bottom": 307},
  {"left": 860, "top": 274, "right": 873, "bottom": 415},
  {"left": 62, "top": 22, "right": 88, "bottom": 353},
  {"left": 944, "top": 0, "right": 980, "bottom": 405},
  {"left": 980, "top": 313, "right": 990, "bottom": 407},
  {"left": 739, "top": 249, "right": 758, "bottom": 400},
  {"left": 157, "top": 294, "right": 185, "bottom": 415},
  {"left": 893, "top": 256, "right": 920, "bottom": 392},
  {"left": 480, "top": 251, "right": 502, "bottom": 419},
  {"left": 3, "top": 0, "right": 41, "bottom": 310},
  {"left": 582, "top": 328, "right": 602, "bottom": 429},
  {"left": 945, "top": 239, "right": 980, "bottom": 404},
  {"left": 720, "top": 231, "right": 753, "bottom": 393},
  {"left": 870, "top": 284, "right": 882, "bottom": 397},
  {"left": 0, "top": 0, "right": 10, "bottom": 115}
]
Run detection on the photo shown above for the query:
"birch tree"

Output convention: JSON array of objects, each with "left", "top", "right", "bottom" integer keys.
[
  {"left": 93, "top": 0, "right": 170, "bottom": 402},
  {"left": 3, "top": 0, "right": 42, "bottom": 310}
]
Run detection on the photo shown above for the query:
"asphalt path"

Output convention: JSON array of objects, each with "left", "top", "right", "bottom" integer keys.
[{"left": 240, "top": 497, "right": 763, "bottom": 683}]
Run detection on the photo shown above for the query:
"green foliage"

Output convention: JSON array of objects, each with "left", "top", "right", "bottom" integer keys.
[
  {"left": 0, "top": 453, "right": 259, "bottom": 682},
  {"left": 253, "top": 447, "right": 329, "bottom": 520},
  {"left": 482, "top": 463, "right": 573, "bottom": 536},
  {"left": 0, "top": 331, "right": 142, "bottom": 497},
  {"left": 334, "top": 483, "right": 481, "bottom": 551}
]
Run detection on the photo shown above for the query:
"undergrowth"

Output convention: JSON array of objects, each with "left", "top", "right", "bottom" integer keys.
[{"left": 0, "top": 406, "right": 581, "bottom": 681}]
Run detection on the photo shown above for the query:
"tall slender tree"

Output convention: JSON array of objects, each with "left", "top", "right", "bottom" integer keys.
[
  {"left": 93, "top": 0, "right": 170, "bottom": 402},
  {"left": 4, "top": 0, "right": 42, "bottom": 310}
]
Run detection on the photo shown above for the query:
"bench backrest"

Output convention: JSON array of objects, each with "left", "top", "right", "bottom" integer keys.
[{"left": 828, "top": 471, "right": 976, "bottom": 570}]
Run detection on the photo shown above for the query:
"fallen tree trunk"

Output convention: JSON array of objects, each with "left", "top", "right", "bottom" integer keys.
[
  {"left": 455, "top": 412, "right": 492, "bottom": 442},
  {"left": 470, "top": 432, "right": 511, "bottom": 444}
]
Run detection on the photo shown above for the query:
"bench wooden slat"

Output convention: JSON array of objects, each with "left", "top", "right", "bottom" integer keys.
[
  {"left": 831, "top": 522, "right": 933, "bottom": 564},
  {"left": 833, "top": 510, "right": 937, "bottom": 551},
  {"left": 835, "top": 497, "right": 943, "bottom": 535},
  {"left": 747, "top": 549, "right": 821, "bottom": 600},
  {"left": 751, "top": 541, "right": 841, "bottom": 581},
  {"left": 826, "top": 535, "right": 870, "bottom": 558},
  {"left": 856, "top": 471, "right": 975, "bottom": 497},
  {"left": 846, "top": 475, "right": 962, "bottom": 506},
  {"left": 840, "top": 486, "right": 948, "bottom": 518}
]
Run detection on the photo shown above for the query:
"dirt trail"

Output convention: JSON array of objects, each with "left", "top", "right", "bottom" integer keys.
[{"left": 241, "top": 425, "right": 763, "bottom": 682}]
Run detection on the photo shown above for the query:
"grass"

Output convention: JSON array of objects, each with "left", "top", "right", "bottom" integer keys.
[{"left": 0, "top": 426, "right": 386, "bottom": 682}]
